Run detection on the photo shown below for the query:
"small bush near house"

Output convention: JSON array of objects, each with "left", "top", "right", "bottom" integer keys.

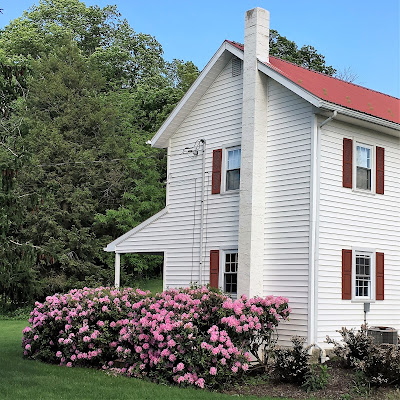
[
  {"left": 272, "top": 336, "right": 330, "bottom": 392},
  {"left": 326, "top": 325, "right": 400, "bottom": 386},
  {"left": 272, "top": 336, "right": 312, "bottom": 384},
  {"left": 22, "top": 286, "right": 290, "bottom": 389},
  {"left": 302, "top": 364, "right": 330, "bottom": 392}
]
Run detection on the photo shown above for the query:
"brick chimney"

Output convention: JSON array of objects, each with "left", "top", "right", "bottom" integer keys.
[{"left": 237, "top": 8, "right": 270, "bottom": 297}]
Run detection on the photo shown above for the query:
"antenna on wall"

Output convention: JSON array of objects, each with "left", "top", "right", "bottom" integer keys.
[{"left": 182, "top": 139, "right": 204, "bottom": 158}]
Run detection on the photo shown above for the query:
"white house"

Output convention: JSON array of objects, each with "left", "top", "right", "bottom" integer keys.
[{"left": 105, "top": 8, "right": 400, "bottom": 347}]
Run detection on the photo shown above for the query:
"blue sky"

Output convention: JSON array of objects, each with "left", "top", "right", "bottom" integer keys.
[{"left": 1, "top": 0, "right": 399, "bottom": 98}]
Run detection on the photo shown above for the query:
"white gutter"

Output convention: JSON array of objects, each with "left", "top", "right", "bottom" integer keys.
[
  {"left": 198, "top": 139, "right": 206, "bottom": 285},
  {"left": 319, "top": 101, "right": 400, "bottom": 133}
]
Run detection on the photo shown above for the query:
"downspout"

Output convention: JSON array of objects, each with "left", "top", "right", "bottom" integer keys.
[
  {"left": 309, "top": 110, "right": 337, "bottom": 347},
  {"left": 198, "top": 139, "right": 206, "bottom": 285},
  {"left": 320, "top": 110, "right": 337, "bottom": 128}
]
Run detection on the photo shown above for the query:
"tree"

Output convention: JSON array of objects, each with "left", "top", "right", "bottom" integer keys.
[
  {"left": 0, "top": 54, "right": 38, "bottom": 309},
  {"left": 269, "top": 29, "right": 336, "bottom": 75}
]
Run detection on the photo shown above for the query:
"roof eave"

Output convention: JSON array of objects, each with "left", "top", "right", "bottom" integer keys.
[
  {"left": 257, "top": 61, "right": 399, "bottom": 134},
  {"left": 318, "top": 100, "right": 400, "bottom": 135},
  {"left": 151, "top": 42, "right": 244, "bottom": 149},
  {"left": 104, "top": 207, "right": 168, "bottom": 252}
]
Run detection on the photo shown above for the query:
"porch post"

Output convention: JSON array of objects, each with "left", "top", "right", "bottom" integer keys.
[{"left": 114, "top": 252, "right": 121, "bottom": 288}]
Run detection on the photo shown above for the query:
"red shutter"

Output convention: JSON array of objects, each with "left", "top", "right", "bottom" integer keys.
[
  {"left": 342, "top": 249, "right": 352, "bottom": 300},
  {"left": 209, "top": 250, "right": 219, "bottom": 288},
  {"left": 343, "top": 138, "right": 353, "bottom": 188},
  {"left": 376, "top": 252, "right": 384, "bottom": 300},
  {"left": 212, "top": 149, "right": 222, "bottom": 194},
  {"left": 376, "top": 146, "right": 384, "bottom": 195}
]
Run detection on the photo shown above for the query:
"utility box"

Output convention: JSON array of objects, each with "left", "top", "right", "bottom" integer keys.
[{"left": 368, "top": 326, "right": 398, "bottom": 345}]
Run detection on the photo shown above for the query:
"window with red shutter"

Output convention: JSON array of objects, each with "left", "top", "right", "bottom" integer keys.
[
  {"left": 212, "top": 149, "right": 222, "bottom": 194},
  {"left": 376, "top": 147, "right": 385, "bottom": 195},
  {"left": 343, "top": 249, "right": 383, "bottom": 301},
  {"left": 343, "top": 138, "right": 353, "bottom": 188},
  {"left": 209, "top": 250, "right": 219, "bottom": 288}
]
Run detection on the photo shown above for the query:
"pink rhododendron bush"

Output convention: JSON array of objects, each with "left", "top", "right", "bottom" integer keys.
[{"left": 22, "top": 286, "right": 290, "bottom": 388}]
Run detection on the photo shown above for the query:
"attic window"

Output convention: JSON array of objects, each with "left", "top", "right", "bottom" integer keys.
[{"left": 232, "top": 58, "right": 242, "bottom": 77}]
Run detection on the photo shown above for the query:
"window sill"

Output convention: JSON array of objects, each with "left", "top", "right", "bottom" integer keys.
[
  {"left": 351, "top": 299, "right": 376, "bottom": 303},
  {"left": 219, "top": 189, "right": 240, "bottom": 196},
  {"left": 352, "top": 188, "right": 376, "bottom": 196}
]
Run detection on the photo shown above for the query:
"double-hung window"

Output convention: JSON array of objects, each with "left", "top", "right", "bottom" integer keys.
[
  {"left": 226, "top": 147, "right": 241, "bottom": 191},
  {"left": 354, "top": 250, "right": 374, "bottom": 300},
  {"left": 224, "top": 251, "right": 238, "bottom": 297},
  {"left": 356, "top": 144, "right": 372, "bottom": 191}
]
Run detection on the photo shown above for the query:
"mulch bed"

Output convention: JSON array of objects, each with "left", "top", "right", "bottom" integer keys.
[{"left": 224, "top": 360, "right": 400, "bottom": 400}]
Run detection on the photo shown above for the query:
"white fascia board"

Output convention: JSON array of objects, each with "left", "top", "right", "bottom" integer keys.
[
  {"left": 151, "top": 42, "right": 242, "bottom": 148},
  {"left": 257, "top": 61, "right": 322, "bottom": 108},
  {"left": 104, "top": 207, "right": 168, "bottom": 253},
  {"left": 319, "top": 100, "right": 400, "bottom": 136}
]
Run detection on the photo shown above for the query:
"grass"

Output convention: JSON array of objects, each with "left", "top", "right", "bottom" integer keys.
[
  {"left": 0, "top": 320, "right": 294, "bottom": 400},
  {"left": 134, "top": 276, "right": 163, "bottom": 294}
]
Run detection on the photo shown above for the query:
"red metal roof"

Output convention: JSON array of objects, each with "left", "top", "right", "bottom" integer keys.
[{"left": 226, "top": 40, "right": 399, "bottom": 124}]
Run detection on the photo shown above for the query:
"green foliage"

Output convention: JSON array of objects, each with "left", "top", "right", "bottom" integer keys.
[
  {"left": 273, "top": 336, "right": 312, "bottom": 384},
  {"left": 269, "top": 29, "right": 336, "bottom": 75},
  {"left": 302, "top": 364, "right": 330, "bottom": 392},
  {"left": 0, "top": 0, "right": 191, "bottom": 304}
]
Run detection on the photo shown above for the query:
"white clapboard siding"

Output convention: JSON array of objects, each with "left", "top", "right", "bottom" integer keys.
[
  {"left": 317, "top": 118, "right": 400, "bottom": 344},
  {"left": 117, "top": 58, "right": 243, "bottom": 290},
  {"left": 263, "top": 79, "right": 313, "bottom": 345}
]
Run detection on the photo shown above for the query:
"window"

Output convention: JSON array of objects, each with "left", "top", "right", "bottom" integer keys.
[
  {"left": 226, "top": 147, "right": 241, "bottom": 191},
  {"left": 343, "top": 138, "right": 384, "bottom": 194},
  {"left": 343, "top": 249, "right": 384, "bottom": 301},
  {"left": 353, "top": 250, "right": 374, "bottom": 300},
  {"left": 224, "top": 251, "right": 238, "bottom": 297},
  {"left": 356, "top": 144, "right": 372, "bottom": 191}
]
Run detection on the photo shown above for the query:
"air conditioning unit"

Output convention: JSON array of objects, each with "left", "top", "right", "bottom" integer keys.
[{"left": 368, "top": 326, "right": 398, "bottom": 345}]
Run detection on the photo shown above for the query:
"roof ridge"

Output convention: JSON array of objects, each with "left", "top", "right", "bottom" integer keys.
[{"left": 225, "top": 39, "right": 399, "bottom": 101}]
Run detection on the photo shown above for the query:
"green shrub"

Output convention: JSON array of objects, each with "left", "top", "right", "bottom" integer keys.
[
  {"left": 326, "top": 325, "right": 400, "bottom": 386},
  {"left": 273, "top": 336, "right": 311, "bottom": 384},
  {"left": 302, "top": 364, "right": 330, "bottom": 392}
]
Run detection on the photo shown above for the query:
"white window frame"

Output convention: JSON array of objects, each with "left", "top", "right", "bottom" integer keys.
[
  {"left": 353, "top": 141, "right": 375, "bottom": 194},
  {"left": 352, "top": 248, "right": 375, "bottom": 302},
  {"left": 219, "top": 249, "right": 238, "bottom": 299},
  {"left": 221, "top": 144, "right": 241, "bottom": 194}
]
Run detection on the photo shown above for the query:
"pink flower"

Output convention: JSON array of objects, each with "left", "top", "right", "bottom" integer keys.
[
  {"left": 176, "top": 362, "right": 184, "bottom": 371},
  {"left": 195, "top": 378, "right": 205, "bottom": 388},
  {"left": 209, "top": 367, "right": 217, "bottom": 375},
  {"left": 231, "top": 366, "right": 238, "bottom": 373},
  {"left": 66, "top": 362, "right": 72, "bottom": 367},
  {"left": 56, "top": 351, "right": 62, "bottom": 358},
  {"left": 24, "top": 344, "right": 31, "bottom": 350}
]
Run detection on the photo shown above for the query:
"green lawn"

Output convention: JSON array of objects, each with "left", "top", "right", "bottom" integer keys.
[
  {"left": 134, "top": 277, "right": 163, "bottom": 294},
  {"left": 0, "top": 320, "right": 294, "bottom": 400}
]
